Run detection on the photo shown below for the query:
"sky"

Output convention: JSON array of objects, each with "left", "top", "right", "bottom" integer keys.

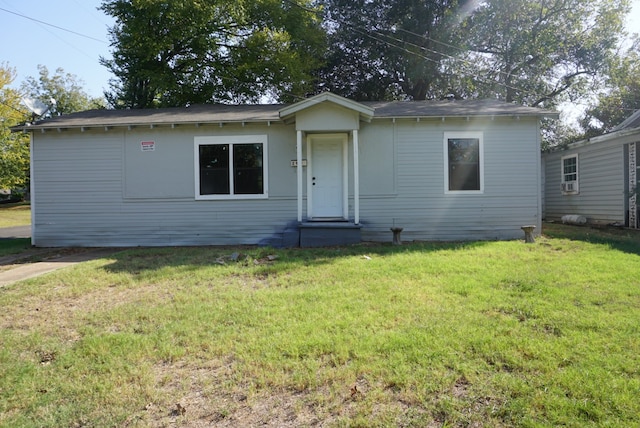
[
  {"left": 1, "top": 0, "right": 114, "bottom": 98},
  {"left": 1, "top": 0, "right": 640, "bottom": 102}
]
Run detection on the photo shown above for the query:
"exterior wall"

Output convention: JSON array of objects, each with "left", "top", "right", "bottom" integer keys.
[
  {"left": 31, "top": 116, "right": 543, "bottom": 246},
  {"left": 542, "top": 141, "right": 626, "bottom": 224},
  {"left": 357, "top": 117, "right": 542, "bottom": 241},
  {"left": 31, "top": 123, "right": 301, "bottom": 247}
]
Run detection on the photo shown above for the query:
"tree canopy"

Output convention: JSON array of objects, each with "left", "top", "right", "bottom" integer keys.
[
  {"left": 21, "top": 65, "right": 105, "bottom": 116},
  {"left": 317, "top": 0, "right": 630, "bottom": 110},
  {"left": 98, "top": 0, "right": 638, "bottom": 145},
  {"left": 0, "top": 64, "right": 30, "bottom": 190},
  {"left": 458, "top": 0, "right": 629, "bottom": 109},
  {"left": 100, "top": 0, "right": 326, "bottom": 108},
  {"left": 317, "top": 0, "right": 471, "bottom": 101},
  {"left": 579, "top": 38, "right": 640, "bottom": 136}
]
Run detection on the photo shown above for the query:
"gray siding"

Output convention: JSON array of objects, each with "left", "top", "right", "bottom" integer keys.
[
  {"left": 31, "top": 116, "right": 542, "bottom": 246},
  {"left": 32, "top": 124, "right": 300, "bottom": 247},
  {"left": 543, "top": 142, "right": 625, "bottom": 224},
  {"left": 358, "top": 118, "right": 541, "bottom": 242}
]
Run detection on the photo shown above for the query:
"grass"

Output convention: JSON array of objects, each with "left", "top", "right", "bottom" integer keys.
[
  {"left": 0, "top": 203, "right": 31, "bottom": 228},
  {"left": 0, "top": 225, "right": 639, "bottom": 427},
  {"left": 0, "top": 238, "right": 32, "bottom": 258},
  {"left": 0, "top": 204, "right": 31, "bottom": 257}
]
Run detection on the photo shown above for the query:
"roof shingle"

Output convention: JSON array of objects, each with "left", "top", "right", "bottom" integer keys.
[{"left": 14, "top": 98, "right": 557, "bottom": 131}]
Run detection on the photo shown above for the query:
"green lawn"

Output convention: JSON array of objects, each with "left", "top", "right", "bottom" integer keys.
[
  {"left": 0, "top": 238, "right": 32, "bottom": 258},
  {"left": 0, "top": 203, "right": 31, "bottom": 228},
  {"left": 0, "top": 204, "right": 31, "bottom": 257},
  {"left": 1, "top": 225, "right": 639, "bottom": 427}
]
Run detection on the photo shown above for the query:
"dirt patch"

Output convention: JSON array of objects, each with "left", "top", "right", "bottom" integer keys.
[
  {"left": 139, "top": 360, "right": 328, "bottom": 427},
  {"left": 133, "top": 360, "right": 433, "bottom": 427},
  {"left": 0, "top": 282, "right": 171, "bottom": 342}
]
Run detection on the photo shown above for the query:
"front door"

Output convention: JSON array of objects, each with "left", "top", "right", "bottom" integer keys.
[{"left": 308, "top": 134, "right": 347, "bottom": 219}]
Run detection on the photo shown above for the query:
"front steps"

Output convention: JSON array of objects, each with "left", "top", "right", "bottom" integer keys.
[{"left": 297, "top": 221, "right": 362, "bottom": 247}]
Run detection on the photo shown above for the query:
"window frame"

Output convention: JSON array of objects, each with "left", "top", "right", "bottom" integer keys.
[
  {"left": 194, "top": 135, "right": 269, "bottom": 200},
  {"left": 561, "top": 154, "right": 579, "bottom": 195},
  {"left": 443, "top": 131, "right": 484, "bottom": 194}
]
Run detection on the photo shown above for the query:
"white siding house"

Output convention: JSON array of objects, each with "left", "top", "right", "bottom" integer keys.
[
  {"left": 543, "top": 110, "right": 640, "bottom": 227},
  {"left": 15, "top": 92, "right": 556, "bottom": 247}
]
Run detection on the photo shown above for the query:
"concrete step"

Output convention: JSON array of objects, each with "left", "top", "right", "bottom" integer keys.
[{"left": 299, "top": 222, "right": 362, "bottom": 247}]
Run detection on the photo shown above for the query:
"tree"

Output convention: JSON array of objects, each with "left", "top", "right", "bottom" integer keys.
[
  {"left": 21, "top": 65, "right": 105, "bottom": 115},
  {"left": 317, "top": 0, "right": 472, "bottom": 101},
  {"left": 579, "top": 38, "right": 640, "bottom": 136},
  {"left": 317, "top": 0, "right": 629, "bottom": 114},
  {"left": 458, "top": 0, "right": 630, "bottom": 110},
  {"left": 0, "top": 64, "right": 30, "bottom": 190},
  {"left": 100, "top": 0, "right": 326, "bottom": 108}
]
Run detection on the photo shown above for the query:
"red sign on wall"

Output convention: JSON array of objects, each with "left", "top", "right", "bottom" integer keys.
[{"left": 141, "top": 141, "right": 155, "bottom": 152}]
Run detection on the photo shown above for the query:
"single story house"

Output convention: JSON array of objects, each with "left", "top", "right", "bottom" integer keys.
[
  {"left": 14, "top": 92, "right": 556, "bottom": 247},
  {"left": 543, "top": 109, "right": 640, "bottom": 228}
]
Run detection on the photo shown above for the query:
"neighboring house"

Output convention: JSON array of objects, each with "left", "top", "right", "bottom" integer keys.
[
  {"left": 543, "top": 109, "right": 640, "bottom": 228},
  {"left": 13, "top": 92, "right": 556, "bottom": 247}
]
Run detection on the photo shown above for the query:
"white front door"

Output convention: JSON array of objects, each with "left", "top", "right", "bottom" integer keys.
[{"left": 308, "top": 134, "right": 347, "bottom": 219}]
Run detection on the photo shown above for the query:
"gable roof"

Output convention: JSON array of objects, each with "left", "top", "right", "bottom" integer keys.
[
  {"left": 279, "top": 92, "right": 375, "bottom": 121},
  {"left": 12, "top": 94, "right": 557, "bottom": 132}
]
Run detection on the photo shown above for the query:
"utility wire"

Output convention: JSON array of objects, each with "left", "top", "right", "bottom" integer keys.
[
  {"left": 0, "top": 2, "right": 102, "bottom": 62},
  {"left": 284, "top": 0, "right": 632, "bottom": 109},
  {"left": 0, "top": 99, "right": 28, "bottom": 116},
  {"left": 0, "top": 6, "right": 107, "bottom": 44},
  {"left": 349, "top": 25, "right": 549, "bottom": 103},
  {"left": 284, "top": 0, "right": 538, "bottom": 99}
]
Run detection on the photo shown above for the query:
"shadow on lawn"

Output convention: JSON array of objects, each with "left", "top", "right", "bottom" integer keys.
[
  {"left": 96, "top": 223, "right": 640, "bottom": 277},
  {"left": 0, "top": 238, "right": 32, "bottom": 258},
  {"left": 543, "top": 222, "right": 640, "bottom": 256},
  {"left": 99, "top": 240, "right": 489, "bottom": 276}
]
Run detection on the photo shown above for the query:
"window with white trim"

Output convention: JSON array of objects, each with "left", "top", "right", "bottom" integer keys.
[
  {"left": 195, "top": 135, "right": 268, "bottom": 199},
  {"left": 444, "top": 132, "right": 484, "bottom": 193},
  {"left": 561, "top": 154, "right": 578, "bottom": 194}
]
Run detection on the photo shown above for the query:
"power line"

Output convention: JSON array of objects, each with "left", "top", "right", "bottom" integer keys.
[
  {"left": 285, "top": 0, "right": 538, "bottom": 99},
  {"left": 70, "top": 0, "right": 111, "bottom": 27},
  {"left": 0, "top": 6, "right": 107, "bottom": 44},
  {"left": 285, "top": 0, "right": 624, "bottom": 107},
  {"left": 0, "top": 2, "right": 102, "bottom": 61},
  {"left": 350, "top": 25, "right": 549, "bottom": 103},
  {"left": 0, "top": 99, "right": 28, "bottom": 116}
]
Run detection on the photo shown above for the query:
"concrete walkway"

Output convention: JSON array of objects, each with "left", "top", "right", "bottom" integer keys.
[
  {"left": 0, "top": 225, "right": 30, "bottom": 239},
  {"left": 0, "top": 222, "right": 121, "bottom": 288}
]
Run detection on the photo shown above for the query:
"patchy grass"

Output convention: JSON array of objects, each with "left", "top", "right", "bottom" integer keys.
[
  {"left": 0, "top": 203, "right": 31, "bottom": 228},
  {"left": 0, "top": 226, "right": 639, "bottom": 427},
  {"left": 0, "top": 239, "right": 32, "bottom": 258}
]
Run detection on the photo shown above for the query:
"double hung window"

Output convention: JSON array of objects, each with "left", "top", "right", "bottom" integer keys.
[
  {"left": 444, "top": 132, "right": 484, "bottom": 193},
  {"left": 561, "top": 154, "right": 578, "bottom": 194}
]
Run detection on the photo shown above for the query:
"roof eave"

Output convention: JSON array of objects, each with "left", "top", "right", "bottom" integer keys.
[
  {"left": 546, "top": 126, "right": 640, "bottom": 153},
  {"left": 372, "top": 112, "right": 559, "bottom": 121},
  {"left": 11, "top": 118, "right": 284, "bottom": 132}
]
